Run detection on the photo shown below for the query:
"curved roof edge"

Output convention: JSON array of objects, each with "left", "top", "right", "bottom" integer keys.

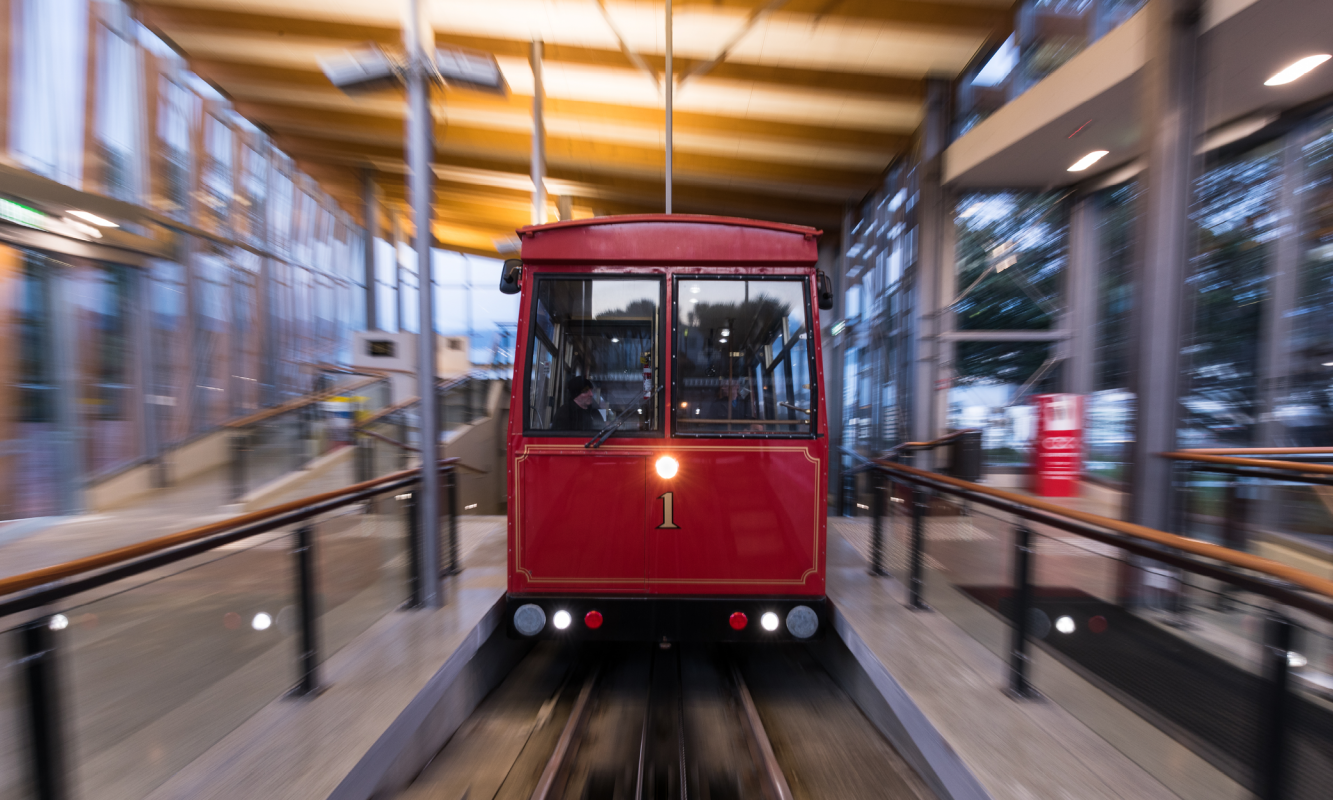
[
  {"left": 517, "top": 214, "right": 823, "bottom": 266},
  {"left": 517, "top": 213, "right": 822, "bottom": 238}
]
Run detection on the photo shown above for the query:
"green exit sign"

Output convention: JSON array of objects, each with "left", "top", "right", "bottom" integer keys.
[{"left": 0, "top": 197, "right": 49, "bottom": 231}]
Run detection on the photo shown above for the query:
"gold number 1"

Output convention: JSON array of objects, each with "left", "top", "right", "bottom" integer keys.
[{"left": 657, "top": 492, "right": 680, "bottom": 529}]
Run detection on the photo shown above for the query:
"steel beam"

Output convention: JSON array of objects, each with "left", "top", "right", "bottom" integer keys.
[
  {"left": 362, "top": 166, "right": 379, "bottom": 331},
  {"left": 530, "top": 40, "right": 547, "bottom": 226},
  {"left": 909, "top": 78, "right": 951, "bottom": 455},
  {"left": 405, "top": 0, "right": 440, "bottom": 608}
]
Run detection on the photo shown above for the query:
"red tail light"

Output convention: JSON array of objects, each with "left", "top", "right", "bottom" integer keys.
[
  {"left": 584, "top": 610, "right": 604, "bottom": 629},
  {"left": 729, "top": 611, "right": 748, "bottom": 630}
]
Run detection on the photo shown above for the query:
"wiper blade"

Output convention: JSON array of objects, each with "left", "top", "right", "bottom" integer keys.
[{"left": 586, "top": 386, "right": 662, "bottom": 449}]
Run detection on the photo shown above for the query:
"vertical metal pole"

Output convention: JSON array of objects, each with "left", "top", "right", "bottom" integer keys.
[
  {"left": 355, "top": 433, "right": 372, "bottom": 483},
  {"left": 664, "top": 0, "right": 672, "bottom": 214},
  {"left": 294, "top": 523, "right": 321, "bottom": 695},
  {"left": 406, "top": 0, "right": 441, "bottom": 608},
  {"left": 869, "top": 470, "right": 886, "bottom": 576},
  {"left": 230, "top": 432, "right": 246, "bottom": 501},
  {"left": 445, "top": 467, "right": 460, "bottom": 575},
  {"left": 1260, "top": 614, "right": 1293, "bottom": 800},
  {"left": 1064, "top": 196, "right": 1098, "bottom": 396},
  {"left": 406, "top": 488, "right": 422, "bottom": 607},
  {"left": 1008, "top": 524, "right": 1037, "bottom": 698},
  {"left": 362, "top": 166, "right": 379, "bottom": 331},
  {"left": 909, "top": 485, "right": 929, "bottom": 609},
  {"left": 22, "top": 618, "right": 67, "bottom": 800},
  {"left": 530, "top": 40, "right": 546, "bottom": 226}
]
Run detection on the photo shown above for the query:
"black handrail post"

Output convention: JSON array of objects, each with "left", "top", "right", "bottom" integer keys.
[
  {"left": 293, "top": 523, "right": 320, "bottom": 696},
  {"left": 1008, "top": 523, "right": 1038, "bottom": 699},
  {"left": 354, "top": 432, "right": 372, "bottom": 483},
  {"left": 406, "top": 487, "right": 423, "bottom": 608},
  {"left": 1260, "top": 614, "right": 1293, "bottom": 800},
  {"left": 22, "top": 617, "right": 68, "bottom": 800},
  {"left": 1216, "top": 477, "right": 1241, "bottom": 611},
  {"left": 909, "top": 485, "right": 929, "bottom": 610},
  {"left": 444, "top": 467, "right": 461, "bottom": 576},
  {"left": 230, "top": 431, "right": 246, "bottom": 502},
  {"left": 869, "top": 468, "right": 886, "bottom": 576}
]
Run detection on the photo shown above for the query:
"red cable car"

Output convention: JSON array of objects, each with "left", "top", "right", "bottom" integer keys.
[{"left": 501, "top": 215, "right": 833, "bottom": 642}]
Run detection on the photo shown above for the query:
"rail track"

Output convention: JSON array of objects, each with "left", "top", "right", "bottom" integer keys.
[{"left": 399, "top": 641, "right": 936, "bottom": 800}]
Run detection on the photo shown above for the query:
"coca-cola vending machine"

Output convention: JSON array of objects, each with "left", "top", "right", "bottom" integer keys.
[{"left": 1031, "top": 394, "right": 1083, "bottom": 497}]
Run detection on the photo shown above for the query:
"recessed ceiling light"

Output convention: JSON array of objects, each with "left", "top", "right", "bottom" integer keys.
[
  {"left": 67, "top": 209, "right": 119, "bottom": 227},
  {"left": 1265, "top": 55, "right": 1331, "bottom": 86},
  {"left": 1068, "top": 150, "right": 1109, "bottom": 172}
]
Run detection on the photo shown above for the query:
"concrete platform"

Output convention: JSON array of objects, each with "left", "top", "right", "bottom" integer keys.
[
  {"left": 142, "top": 517, "right": 514, "bottom": 800},
  {"left": 826, "top": 515, "right": 1236, "bottom": 800}
]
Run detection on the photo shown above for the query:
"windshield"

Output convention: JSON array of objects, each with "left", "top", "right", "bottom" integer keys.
[
  {"left": 674, "top": 278, "right": 814, "bottom": 436},
  {"left": 525, "top": 277, "right": 662, "bottom": 435}
]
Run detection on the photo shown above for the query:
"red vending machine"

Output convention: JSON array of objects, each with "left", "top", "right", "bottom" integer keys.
[{"left": 1031, "top": 394, "right": 1083, "bottom": 497}]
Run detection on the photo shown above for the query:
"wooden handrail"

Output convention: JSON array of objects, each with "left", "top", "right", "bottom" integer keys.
[
  {"left": 355, "top": 374, "right": 478, "bottom": 428},
  {"left": 1177, "top": 447, "right": 1333, "bottom": 456},
  {"left": 1160, "top": 451, "right": 1333, "bottom": 475},
  {"left": 874, "top": 459, "right": 1333, "bottom": 602},
  {"left": 0, "top": 459, "right": 457, "bottom": 599},
  {"left": 226, "top": 374, "right": 386, "bottom": 429},
  {"left": 890, "top": 428, "right": 981, "bottom": 453}
]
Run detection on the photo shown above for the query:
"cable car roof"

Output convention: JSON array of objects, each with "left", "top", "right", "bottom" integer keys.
[{"left": 517, "top": 214, "right": 822, "bottom": 266}]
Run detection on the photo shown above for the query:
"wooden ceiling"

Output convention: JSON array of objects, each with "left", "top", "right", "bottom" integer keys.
[{"left": 133, "top": 0, "right": 1014, "bottom": 255}]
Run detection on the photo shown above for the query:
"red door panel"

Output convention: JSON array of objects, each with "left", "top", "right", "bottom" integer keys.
[
  {"left": 515, "top": 453, "right": 647, "bottom": 592},
  {"left": 648, "top": 446, "right": 823, "bottom": 595}
]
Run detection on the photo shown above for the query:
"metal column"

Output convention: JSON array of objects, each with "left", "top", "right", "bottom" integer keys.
[
  {"left": 531, "top": 40, "right": 547, "bottom": 225},
  {"left": 1064, "top": 196, "right": 1098, "bottom": 396},
  {"left": 1126, "top": 0, "right": 1201, "bottom": 532},
  {"left": 362, "top": 166, "right": 379, "bottom": 331},
  {"left": 664, "top": 0, "right": 673, "bottom": 214},
  {"left": 910, "top": 78, "right": 951, "bottom": 456},
  {"left": 50, "top": 261, "right": 83, "bottom": 515},
  {"left": 405, "top": 0, "right": 441, "bottom": 608}
]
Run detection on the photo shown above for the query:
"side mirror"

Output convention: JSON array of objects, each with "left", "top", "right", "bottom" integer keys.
[
  {"left": 499, "top": 258, "right": 522, "bottom": 295},
  {"left": 816, "top": 270, "right": 834, "bottom": 310}
]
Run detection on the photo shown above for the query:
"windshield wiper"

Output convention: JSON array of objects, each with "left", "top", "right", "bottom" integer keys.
[{"left": 586, "top": 386, "right": 663, "bottom": 449}]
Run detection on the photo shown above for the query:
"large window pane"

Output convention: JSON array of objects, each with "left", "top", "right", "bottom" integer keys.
[
  {"left": 1181, "top": 146, "right": 1282, "bottom": 447},
  {"left": 954, "top": 192, "right": 1067, "bottom": 331},
  {"left": 525, "top": 278, "right": 661, "bottom": 434},
  {"left": 674, "top": 278, "right": 814, "bottom": 437}
]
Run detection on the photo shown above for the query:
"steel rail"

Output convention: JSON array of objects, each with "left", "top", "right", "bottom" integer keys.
[
  {"left": 0, "top": 459, "right": 458, "bottom": 602},
  {"left": 872, "top": 460, "right": 1333, "bottom": 606},
  {"left": 730, "top": 661, "right": 794, "bottom": 800},
  {"left": 1174, "top": 463, "right": 1333, "bottom": 488},
  {"left": 1161, "top": 451, "right": 1333, "bottom": 475},
  {"left": 226, "top": 374, "right": 387, "bottom": 429},
  {"left": 530, "top": 666, "right": 601, "bottom": 800}
]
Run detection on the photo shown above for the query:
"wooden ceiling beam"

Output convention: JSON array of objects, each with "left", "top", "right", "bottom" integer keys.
[
  {"left": 191, "top": 58, "right": 914, "bottom": 149},
  {"left": 250, "top": 109, "right": 882, "bottom": 196}
]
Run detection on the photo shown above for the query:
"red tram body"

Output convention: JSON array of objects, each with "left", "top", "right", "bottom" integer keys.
[{"left": 504, "top": 215, "right": 829, "bottom": 642}]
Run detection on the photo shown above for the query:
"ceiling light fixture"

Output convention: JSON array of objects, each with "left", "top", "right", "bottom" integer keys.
[
  {"left": 1265, "top": 55, "right": 1331, "bottom": 86},
  {"left": 1068, "top": 151, "right": 1109, "bottom": 172},
  {"left": 67, "top": 209, "right": 119, "bottom": 228}
]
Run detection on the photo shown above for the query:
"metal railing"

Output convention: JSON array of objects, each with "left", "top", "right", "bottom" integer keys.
[
  {"left": 227, "top": 373, "right": 391, "bottom": 501},
  {"left": 858, "top": 453, "right": 1333, "bottom": 800},
  {"left": 352, "top": 374, "right": 495, "bottom": 486},
  {"left": 0, "top": 460, "right": 461, "bottom": 800},
  {"left": 1163, "top": 448, "right": 1333, "bottom": 552}
]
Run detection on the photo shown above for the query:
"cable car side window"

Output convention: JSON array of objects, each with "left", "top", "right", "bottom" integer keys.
[
  {"left": 525, "top": 277, "right": 663, "bottom": 436},
  {"left": 673, "top": 278, "right": 815, "bottom": 437}
]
